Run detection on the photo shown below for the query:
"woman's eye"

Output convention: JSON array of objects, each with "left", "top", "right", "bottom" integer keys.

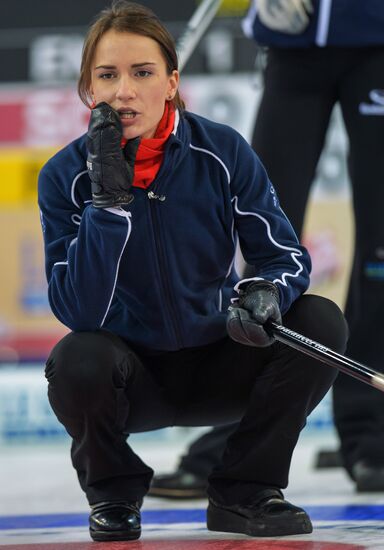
[
  {"left": 99, "top": 73, "right": 114, "bottom": 79},
  {"left": 136, "top": 70, "right": 151, "bottom": 77}
]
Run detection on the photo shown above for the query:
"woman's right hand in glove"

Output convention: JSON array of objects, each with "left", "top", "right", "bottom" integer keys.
[{"left": 86, "top": 102, "right": 140, "bottom": 208}]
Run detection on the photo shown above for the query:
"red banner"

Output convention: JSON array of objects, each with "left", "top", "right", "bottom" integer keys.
[{"left": 0, "top": 86, "right": 90, "bottom": 147}]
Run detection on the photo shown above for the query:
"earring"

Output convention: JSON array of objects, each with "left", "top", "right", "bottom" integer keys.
[{"left": 90, "top": 100, "right": 96, "bottom": 109}]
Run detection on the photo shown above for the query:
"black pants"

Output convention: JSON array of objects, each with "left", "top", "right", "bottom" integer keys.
[
  {"left": 251, "top": 46, "right": 384, "bottom": 473},
  {"left": 46, "top": 295, "right": 347, "bottom": 506}
]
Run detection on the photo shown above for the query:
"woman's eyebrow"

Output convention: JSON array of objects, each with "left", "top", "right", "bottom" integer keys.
[
  {"left": 94, "top": 65, "right": 116, "bottom": 70},
  {"left": 131, "top": 62, "right": 157, "bottom": 68},
  {"left": 94, "top": 62, "right": 157, "bottom": 70}
]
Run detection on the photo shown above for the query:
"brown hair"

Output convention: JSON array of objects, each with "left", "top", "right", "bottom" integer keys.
[{"left": 78, "top": 0, "right": 185, "bottom": 111}]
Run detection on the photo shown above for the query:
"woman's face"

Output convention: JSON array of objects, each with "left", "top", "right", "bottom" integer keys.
[{"left": 90, "top": 30, "right": 179, "bottom": 139}]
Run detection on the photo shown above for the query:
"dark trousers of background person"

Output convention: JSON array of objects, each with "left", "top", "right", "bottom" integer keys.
[
  {"left": 251, "top": 46, "right": 384, "bottom": 476},
  {"left": 171, "top": 45, "right": 384, "bottom": 482},
  {"left": 45, "top": 295, "right": 346, "bottom": 505},
  {"left": 178, "top": 423, "right": 238, "bottom": 479}
]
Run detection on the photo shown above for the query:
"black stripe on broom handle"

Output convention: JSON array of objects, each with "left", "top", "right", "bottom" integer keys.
[{"left": 267, "top": 321, "right": 384, "bottom": 393}]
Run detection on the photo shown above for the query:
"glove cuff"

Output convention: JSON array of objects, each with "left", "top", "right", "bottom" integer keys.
[
  {"left": 240, "top": 280, "right": 280, "bottom": 304},
  {"left": 92, "top": 192, "right": 134, "bottom": 209}
]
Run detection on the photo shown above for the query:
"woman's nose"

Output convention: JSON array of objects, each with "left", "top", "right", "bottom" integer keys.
[{"left": 116, "top": 76, "right": 136, "bottom": 100}]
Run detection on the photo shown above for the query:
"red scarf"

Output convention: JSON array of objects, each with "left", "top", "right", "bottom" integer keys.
[{"left": 132, "top": 102, "right": 175, "bottom": 189}]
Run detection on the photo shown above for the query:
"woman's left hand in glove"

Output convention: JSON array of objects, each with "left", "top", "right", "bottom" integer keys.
[{"left": 227, "top": 281, "right": 282, "bottom": 347}]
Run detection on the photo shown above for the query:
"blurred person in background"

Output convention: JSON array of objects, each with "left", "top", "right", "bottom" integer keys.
[
  {"left": 37, "top": 0, "right": 348, "bottom": 542},
  {"left": 150, "top": 0, "right": 384, "bottom": 498}
]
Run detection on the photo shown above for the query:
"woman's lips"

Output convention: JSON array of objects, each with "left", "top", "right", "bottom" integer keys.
[
  {"left": 120, "top": 111, "right": 136, "bottom": 119},
  {"left": 119, "top": 111, "right": 140, "bottom": 126}
]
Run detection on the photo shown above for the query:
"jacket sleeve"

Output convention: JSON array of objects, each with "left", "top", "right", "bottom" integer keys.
[
  {"left": 38, "top": 166, "right": 132, "bottom": 331},
  {"left": 229, "top": 134, "right": 311, "bottom": 314}
]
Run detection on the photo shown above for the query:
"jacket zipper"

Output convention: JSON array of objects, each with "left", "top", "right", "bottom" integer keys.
[{"left": 148, "top": 187, "right": 184, "bottom": 348}]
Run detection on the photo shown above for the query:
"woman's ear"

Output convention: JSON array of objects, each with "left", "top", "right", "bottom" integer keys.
[
  {"left": 168, "top": 70, "right": 179, "bottom": 98},
  {"left": 90, "top": 91, "right": 96, "bottom": 109}
]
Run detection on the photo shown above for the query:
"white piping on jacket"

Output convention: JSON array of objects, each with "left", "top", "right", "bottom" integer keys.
[
  {"left": 232, "top": 197, "right": 304, "bottom": 290},
  {"left": 100, "top": 210, "right": 132, "bottom": 327},
  {"left": 189, "top": 144, "right": 231, "bottom": 184},
  {"left": 172, "top": 109, "right": 180, "bottom": 134},
  {"left": 218, "top": 290, "right": 223, "bottom": 311},
  {"left": 316, "top": 0, "right": 332, "bottom": 46},
  {"left": 71, "top": 170, "right": 88, "bottom": 208},
  {"left": 52, "top": 208, "right": 132, "bottom": 328}
]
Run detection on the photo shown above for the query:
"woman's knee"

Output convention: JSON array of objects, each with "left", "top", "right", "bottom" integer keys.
[
  {"left": 45, "top": 330, "right": 128, "bottom": 409},
  {"left": 284, "top": 294, "right": 349, "bottom": 353}
]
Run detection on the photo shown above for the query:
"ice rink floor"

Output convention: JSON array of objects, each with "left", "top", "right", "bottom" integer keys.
[{"left": 0, "top": 431, "right": 383, "bottom": 549}]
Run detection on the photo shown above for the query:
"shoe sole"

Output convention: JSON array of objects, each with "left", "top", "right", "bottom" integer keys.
[
  {"left": 314, "top": 450, "right": 342, "bottom": 469},
  {"left": 356, "top": 480, "right": 384, "bottom": 492},
  {"left": 90, "top": 528, "right": 141, "bottom": 541},
  {"left": 207, "top": 505, "right": 313, "bottom": 537},
  {"left": 148, "top": 488, "right": 206, "bottom": 499}
]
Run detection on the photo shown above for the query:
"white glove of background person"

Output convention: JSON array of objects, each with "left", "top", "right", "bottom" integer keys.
[{"left": 257, "top": 0, "right": 313, "bottom": 34}]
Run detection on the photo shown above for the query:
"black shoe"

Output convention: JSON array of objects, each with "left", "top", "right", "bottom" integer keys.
[
  {"left": 148, "top": 468, "right": 207, "bottom": 499},
  {"left": 352, "top": 460, "right": 384, "bottom": 492},
  {"left": 207, "top": 489, "right": 313, "bottom": 537},
  {"left": 89, "top": 501, "right": 141, "bottom": 541},
  {"left": 313, "top": 448, "right": 342, "bottom": 469}
]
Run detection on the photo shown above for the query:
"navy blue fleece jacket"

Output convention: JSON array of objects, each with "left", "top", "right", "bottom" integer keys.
[{"left": 38, "top": 110, "right": 311, "bottom": 351}]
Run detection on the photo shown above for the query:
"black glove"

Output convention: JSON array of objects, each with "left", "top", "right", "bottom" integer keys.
[
  {"left": 227, "top": 281, "right": 282, "bottom": 347},
  {"left": 86, "top": 102, "right": 140, "bottom": 208}
]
